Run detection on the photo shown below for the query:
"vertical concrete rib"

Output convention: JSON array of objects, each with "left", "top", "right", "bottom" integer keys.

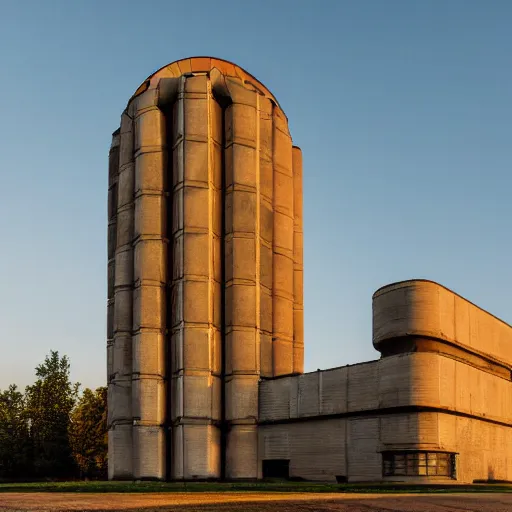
[
  {"left": 170, "top": 75, "right": 222, "bottom": 479},
  {"left": 107, "top": 129, "right": 120, "bottom": 385},
  {"left": 108, "top": 109, "right": 135, "bottom": 479},
  {"left": 107, "top": 131, "right": 120, "bottom": 476},
  {"left": 272, "top": 105, "right": 295, "bottom": 377},
  {"left": 259, "top": 98, "right": 274, "bottom": 378},
  {"left": 131, "top": 89, "right": 167, "bottom": 479},
  {"left": 224, "top": 78, "right": 259, "bottom": 479},
  {"left": 292, "top": 146, "right": 304, "bottom": 374}
]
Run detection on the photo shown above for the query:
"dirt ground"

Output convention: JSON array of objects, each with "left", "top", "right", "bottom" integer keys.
[{"left": 0, "top": 492, "right": 511, "bottom": 512}]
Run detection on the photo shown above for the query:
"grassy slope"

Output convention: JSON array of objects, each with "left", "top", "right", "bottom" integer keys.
[{"left": 0, "top": 481, "right": 510, "bottom": 493}]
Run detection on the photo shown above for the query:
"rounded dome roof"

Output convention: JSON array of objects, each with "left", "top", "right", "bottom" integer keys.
[{"left": 131, "top": 56, "right": 281, "bottom": 108}]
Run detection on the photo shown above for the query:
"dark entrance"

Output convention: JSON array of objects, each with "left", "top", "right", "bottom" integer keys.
[{"left": 262, "top": 459, "right": 290, "bottom": 479}]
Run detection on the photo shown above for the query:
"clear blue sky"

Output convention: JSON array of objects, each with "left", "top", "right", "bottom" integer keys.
[{"left": 1, "top": 1, "right": 511, "bottom": 390}]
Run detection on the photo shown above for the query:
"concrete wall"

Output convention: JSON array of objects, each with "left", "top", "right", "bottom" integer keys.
[
  {"left": 259, "top": 362, "right": 382, "bottom": 482},
  {"left": 438, "top": 414, "right": 512, "bottom": 483},
  {"left": 373, "top": 280, "right": 512, "bottom": 366},
  {"left": 259, "top": 350, "right": 512, "bottom": 483},
  {"left": 260, "top": 361, "right": 380, "bottom": 422},
  {"left": 259, "top": 411, "right": 512, "bottom": 483},
  {"left": 258, "top": 280, "right": 512, "bottom": 484},
  {"left": 261, "top": 350, "right": 512, "bottom": 423}
]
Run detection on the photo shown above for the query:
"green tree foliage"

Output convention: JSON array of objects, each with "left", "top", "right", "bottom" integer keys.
[
  {"left": 0, "top": 351, "right": 108, "bottom": 481},
  {"left": 24, "top": 351, "right": 80, "bottom": 478},
  {"left": 0, "top": 385, "right": 31, "bottom": 478},
  {"left": 68, "top": 387, "right": 107, "bottom": 478}
]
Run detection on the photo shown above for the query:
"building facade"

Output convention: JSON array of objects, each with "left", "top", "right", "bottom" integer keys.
[
  {"left": 107, "top": 57, "right": 512, "bottom": 483},
  {"left": 260, "top": 279, "right": 512, "bottom": 483}
]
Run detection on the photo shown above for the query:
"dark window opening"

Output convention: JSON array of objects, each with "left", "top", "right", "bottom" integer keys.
[
  {"left": 262, "top": 459, "right": 290, "bottom": 479},
  {"left": 382, "top": 451, "right": 456, "bottom": 479}
]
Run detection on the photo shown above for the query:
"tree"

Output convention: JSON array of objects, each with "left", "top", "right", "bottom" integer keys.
[
  {"left": 25, "top": 351, "right": 80, "bottom": 478},
  {"left": 68, "top": 387, "right": 107, "bottom": 479},
  {"left": 0, "top": 384, "right": 31, "bottom": 478}
]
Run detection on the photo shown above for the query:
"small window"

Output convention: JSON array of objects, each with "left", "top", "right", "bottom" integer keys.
[{"left": 382, "top": 451, "right": 456, "bottom": 478}]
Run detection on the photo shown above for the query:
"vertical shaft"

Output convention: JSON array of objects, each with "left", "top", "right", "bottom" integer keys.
[
  {"left": 107, "top": 128, "right": 120, "bottom": 458},
  {"left": 258, "top": 98, "right": 274, "bottom": 378},
  {"left": 131, "top": 89, "right": 168, "bottom": 479},
  {"left": 272, "top": 106, "right": 295, "bottom": 376},
  {"left": 170, "top": 76, "right": 222, "bottom": 479},
  {"left": 108, "top": 110, "right": 135, "bottom": 479},
  {"left": 292, "top": 146, "right": 304, "bottom": 374},
  {"left": 107, "top": 129, "right": 120, "bottom": 385},
  {"left": 224, "top": 79, "right": 260, "bottom": 478}
]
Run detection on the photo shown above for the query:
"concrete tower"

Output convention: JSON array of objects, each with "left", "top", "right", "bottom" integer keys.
[{"left": 107, "top": 57, "right": 304, "bottom": 480}]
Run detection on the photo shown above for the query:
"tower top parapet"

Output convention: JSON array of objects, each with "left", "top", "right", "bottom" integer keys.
[{"left": 130, "top": 56, "right": 282, "bottom": 110}]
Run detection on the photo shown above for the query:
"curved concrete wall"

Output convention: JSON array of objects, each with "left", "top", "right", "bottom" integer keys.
[
  {"left": 260, "top": 353, "right": 512, "bottom": 427},
  {"left": 259, "top": 410, "right": 512, "bottom": 483},
  {"left": 259, "top": 351, "right": 512, "bottom": 483},
  {"left": 373, "top": 280, "right": 512, "bottom": 366}
]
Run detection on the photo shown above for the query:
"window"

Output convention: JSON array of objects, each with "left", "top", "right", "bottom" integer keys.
[{"left": 382, "top": 451, "right": 456, "bottom": 478}]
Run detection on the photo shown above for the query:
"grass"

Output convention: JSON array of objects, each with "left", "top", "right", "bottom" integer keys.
[{"left": 0, "top": 480, "right": 511, "bottom": 493}]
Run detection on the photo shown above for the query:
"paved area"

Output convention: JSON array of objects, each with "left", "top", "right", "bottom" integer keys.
[{"left": 0, "top": 492, "right": 510, "bottom": 512}]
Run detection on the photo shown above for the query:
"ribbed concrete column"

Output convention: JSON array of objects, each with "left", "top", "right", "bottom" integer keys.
[
  {"left": 292, "top": 146, "right": 304, "bottom": 374},
  {"left": 107, "top": 129, "right": 120, "bottom": 383},
  {"left": 258, "top": 98, "right": 274, "bottom": 379},
  {"left": 170, "top": 75, "right": 222, "bottom": 479},
  {"left": 272, "top": 106, "right": 294, "bottom": 376},
  {"left": 224, "top": 78, "right": 260, "bottom": 479},
  {"left": 131, "top": 89, "right": 167, "bottom": 479},
  {"left": 108, "top": 110, "right": 135, "bottom": 479}
]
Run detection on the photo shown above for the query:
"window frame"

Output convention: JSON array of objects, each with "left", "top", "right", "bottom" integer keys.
[{"left": 382, "top": 451, "right": 456, "bottom": 479}]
